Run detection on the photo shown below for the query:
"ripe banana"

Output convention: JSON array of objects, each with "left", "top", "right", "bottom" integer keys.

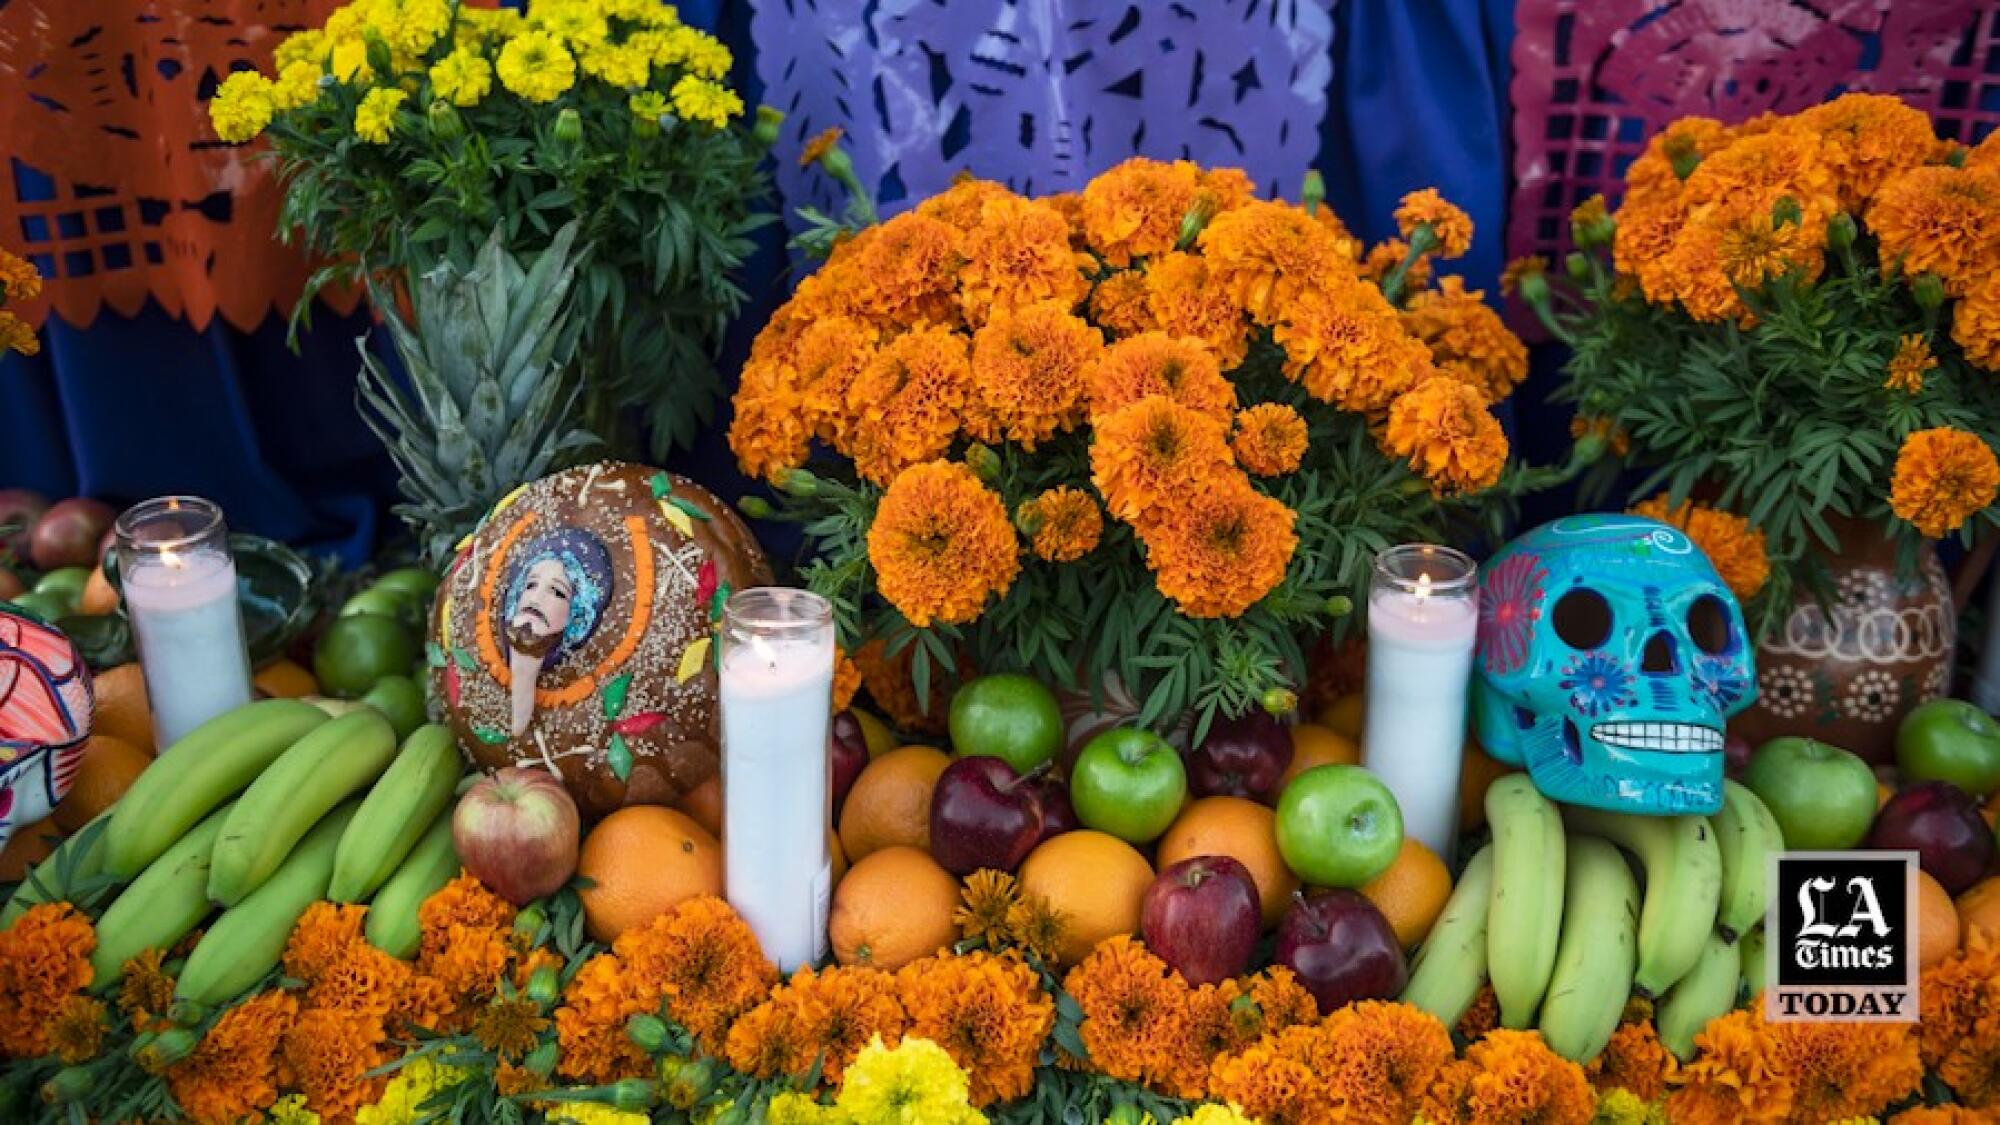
[
  {"left": 1401, "top": 846, "right": 1494, "bottom": 1027},
  {"left": 103, "top": 699, "right": 330, "bottom": 878},
  {"left": 208, "top": 709, "right": 398, "bottom": 906},
  {"left": 1562, "top": 806, "right": 1721, "bottom": 998},
  {"left": 177, "top": 801, "right": 359, "bottom": 1006},
  {"left": 1740, "top": 925, "right": 1768, "bottom": 999},
  {"left": 1713, "top": 780, "right": 1784, "bottom": 941},
  {"left": 1538, "top": 837, "right": 1641, "bottom": 1062},
  {"left": 1486, "top": 775, "right": 1567, "bottom": 1029},
  {"left": 363, "top": 811, "right": 459, "bottom": 959},
  {"left": 2, "top": 815, "right": 106, "bottom": 927},
  {"left": 90, "top": 803, "right": 235, "bottom": 984},
  {"left": 328, "top": 724, "right": 464, "bottom": 903},
  {"left": 1657, "top": 931, "right": 1742, "bottom": 1060}
]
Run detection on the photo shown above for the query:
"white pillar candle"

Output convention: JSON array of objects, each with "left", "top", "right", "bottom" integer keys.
[
  {"left": 719, "top": 587, "right": 834, "bottom": 972},
  {"left": 1361, "top": 544, "right": 1479, "bottom": 859},
  {"left": 114, "top": 497, "right": 253, "bottom": 750}
]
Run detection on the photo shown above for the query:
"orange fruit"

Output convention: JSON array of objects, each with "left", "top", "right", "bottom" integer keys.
[
  {"left": 1156, "top": 796, "right": 1300, "bottom": 928},
  {"left": 1317, "top": 694, "right": 1365, "bottom": 741},
  {"left": 78, "top": 567, "right": 119, "bottom": 615},
  {"left": 852, "top": 709, "right": 899, "bottom": 758},
  {"left": 577, "top": 806, "right": 721, "bottom": 943},
  {"left": 1917, "top": 870, "right": 1961, "bottom": 969},
  {"left": 1957, "top": 877, "right": 2000, "bottom": 947},
  {"left": 0, "top": 819, "right": 56, "bottom": 882},
  {"left": 252, "top": 658, "right": 319, "bottom": 699},
  {"left": 829, "top": 845, "right": 958, "bottom": 970},
  {"left": 830, "top": 829, "right": 849, "bottom": 884},
  {"left": 1877, "top": 781, "right": 1895, "bottom": 811},
  {"left": 675, "top": 775, "right": 724, "bottom": 839},
  {"left": 1359, "top": 837, "right": 1455, "bottom": 949},
  {"left": 1458, "top": 743, "right": 1519, "bottom": 832},
  {"left": 53, "top": 734, "right": 150, "bottom": 832},
  {"left": 1017, "top": 829, "right": 1155, "bottom": 966},
  {"left": 1281, "top": 724, "right": 1360, "bottom": 791},
  {"left": 837, "top": 746, "right": 949, "bottom": 862},
  {"left": 90, "top": 663, "right": 155, "bottom": 755}
]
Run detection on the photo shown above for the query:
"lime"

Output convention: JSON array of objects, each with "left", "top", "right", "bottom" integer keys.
[
  {"left": 372, "top": 567, "right": 442, "bottom": 604},
  {"left": 339, "top": 586, "right": 424, "bottom": 631},
  {"left": 361, "top": 674, "right": 429, "bottom": 741},
  {"left": 314, "top": 613, "right": 420, "bottom": 699},
  {"left": 33, "top": 566, "right": 91, "bottom": 612},
  {"left": 949, "top": 673, "right": 1064, "bottom": 773},
  {"left": 7, "top": 590, "right": 68, "bottom": 622}
]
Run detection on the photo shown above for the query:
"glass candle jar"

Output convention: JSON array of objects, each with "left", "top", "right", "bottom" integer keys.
[{"left": 114, "top": 497, "right": 253, "bottom": 750}]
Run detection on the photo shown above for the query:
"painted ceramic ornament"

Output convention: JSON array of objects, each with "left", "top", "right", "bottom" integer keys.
[
  {"left": 430, "top": 462, "right": 771, "bottom": 819},
  {"left": 1472, "top": 515, "right": 1756, "bottom": 816},
  {"left": 0, "top": 602, "right": 92, "bottom": 850}
]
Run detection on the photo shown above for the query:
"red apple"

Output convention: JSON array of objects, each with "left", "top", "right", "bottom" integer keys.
[
  {"left": 453, "top": 767, "right": 581, "bottom": 905},
  {"left": 928, "top": 755, "right": 1045, "bottom": 875},
  {"left": 0, "top": 489, "right": 47, "bottom": 561},
  {"left": 1188, "top": 712, "right": 1295, "bottom": 802},
  {"left": 830, "top": 711, "right": 868, "bottom": 819},
  {"left": 1141, "top": 856, "right": 1261, "bottom": 985},
  {"left": 1275, "top": 889, "right": 1407, "bottom": 1014},
  {"left": 1868, "top": 780, "right": 1995, "bottom": 895},
  {"left": 1033, "top": 775, "right": 1079, "bottom": 844},
  {"left": 31, "top": 498, "right": 115, "bottom": 572},
  {"left": 0, "top": 569, "right": 22, "bottom": 602}
]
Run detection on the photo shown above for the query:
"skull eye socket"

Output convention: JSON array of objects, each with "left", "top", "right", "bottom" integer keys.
[
  {"left": 1551, "top": 588, "right": 1612, "bottom": 650},
  {"left": 1688, "top": 594, "right": 1735, "bottom": 655}
]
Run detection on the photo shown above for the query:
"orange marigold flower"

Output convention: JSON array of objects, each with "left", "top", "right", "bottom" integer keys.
[
  {"left": 1232, "top": 402, "right": 1309, "bottom": 477},
  {"left": 1956, "top": 272, "right": 2000, "bottom": 371},
  {"left": 1885, "top": 332, "right": 1938, "bottom": 393},
  {"left": 1145, "top": 252, "right": 1250, "bottom": 367},
  {"left": 1570, "top": 414, "right": 1631, "bottom": 458},
  {"left": 1135, "top": 473, "right": 1297, "bottom": 619},
  {"left": 1455, "top": 983, "right": 1501, "bottom": 1041},
  {"left": 0, "top": 902, "right": 95, "bottom": 1058},
  {"left": 850, "top": 635, "right": 953, "bottom": 735},
  {"left": 282, "top": 1005, "right": 390, "bottom": 1122},
  {"left": 0, "top": 247, "right": 42, "bottom": 302},
  {"left": 844, "top": 323, "right": 973, "bottom": 485},
  {"left": 1891, "top": 426, "right": 2000, "bottom": 538},
  {"left": 420, "top": 921, "right": 511, "bottom": 1005},
  {"left": 956, "top": 193, "right": 1091, "bottom": 328},
  {"left": 473, "top": 994, "right": 550, "bottom": 1062},
  {"left": 1710, "top": 198, "right": 1827, "bottom": 289},
  {"left": 309, "top": 931, "right": 417, "bottom": 1025},
  {"left": 1587, "top": 1019, "right": 1673, "bottom": 1103},
  {"left": 966, "top": 299, "right": 1101, "bottom": 448},
  {"left": 1086, "top": 331, "right": 1236, "bottom": 423},
  {"left": 1002, "top": 891, "right": 1068, "bottom": 965},
  {"left": 868, "top": 460, "right": 1020, "bottom": 627},
  {"left": 1395, "top": 188, "right": 1474, "bottom": 259},
  {"left": 554, "top": 951, "right": 650, "bottom": 1084},
  {"left": 1684, "top": 127, "right": 1840, "bottom": 223},
  {"left": 1018, "top": 486, "right": 1104, "bottom": 563},
  {"left": 1089, "top": 269, "right": 1157, "bottom": 336},
  {"left": 726, "top": 964, "right": 906, "bottom": 1085},
  {"left": 846, "top": 211, "right": 964, "bottom": 327},
  {"left": 898, "top": 951, "right": 1054, "bottom": 1106},
  {"left": 915, "top": 177, "right": 1017, "bottom": 230},
  {"left": 1208, "top": 1023, "right": 1337, "bottom": 1124},
  {"left": 1666, "top": 1006, "right": 1793, "bottom": 1124},
  {"left": 1401, "top": 278, "right": 1530, "bottom": 403},
  {"left": 1199, "top": 199, "right": 1358, "bottom": 324},
  {"left": 1500, "top": 254, "right": 1549, "bottom": 297},
  {"left": 1614, "top": 195, "right": 1692, "bottom": 306},
  {"left": 0, "top": 310, "right": 38, "bottom": 357},
  {"left": 1629, "top": 494, "right": 1771, "bottom": 601},
  {"left": 420, "top": 873, "right": 515, "bottom": 938},
  {"left": 799, "top": 125, "right": 843, "bottom": 167},
  {"left": 1383, "top": 377, "right": 1509, "bottom": 495},
  {"left": 832, "top": 646, "right": 862, "bottom": 713},
  {"left": 1200, "top": 166, "right": 1260, "bottom": 216},
  {"left": 1571, "top": 192, "right": 1611, "bottom": 235},
  {"left": 119, "top": 948, "right": 177, "bottom": 1032},
  {"left": 728, "top": 367, "right": 813, "bottom": 484},
  {"left": 284, "top": 901, "right": 369, "bottom": 987},
  {"left": 1919, "top": 933, "right": 2000, "bottom": 1106},
  {"left": 1080, "top": 157, "right": 1203, "bottom": 266},
  {"left": 1767, "top": 1017, "right": 1922, "bottom": 1121},
  {"left": 1243, "top": 967, "right": 1320, "bottom": 1038},
  {"left": 1165, "top": 980, "right": 1250, "bottom": 1098},
  {"left": 1799, "top": 92, "right": 1946, "bottom": 208},
  {"left": 167, "top": 991, "right": 297, "bottom": 1125},
  {"left": 615, "top": 894, "right": 777, "bottom": 1054},
  {"left": 1317, "top": 1001, "right": 1457, "bottom": 1124},
  {"left": 47, "top": 994, "right": 104, "bottom": 1064},
  {"left": 1624, "top": 115, "right": 1733, "bottom": 200},
  {"left": 953, "top": 869, "right": 1019, "bottom": 945},
  {"left": 1894, "top": 1108, "right": 1992, "bottom": 1124},
  {"left": 1065, "top": 935, "right": 1190, "bottom": 1090},
  {"left": 1089, "top": 395, "right": 1236, "bottom": 521},
  {"left": 1869, "top": 164, "right": 2000, "bottom": 294},
  {"left": 1421, "top": 1028, "right": 1594, "bottom": 1125},
  {"left": 1358, "top": 238, "right": 1433, "bottom": 292},
  {"left": 1270, "top": 278, "right": 1428, "bottom": 412},
  {"left": 791, "top": 315, "right": 880, "bottom": 446}
]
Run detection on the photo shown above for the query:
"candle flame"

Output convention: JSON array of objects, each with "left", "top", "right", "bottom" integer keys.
[
  {"left": 161, "top": 546, "right": 185, "bottom": 570},
  {"left": 749, "top": 634, "right": 777, "bottom": 667},
  {"left": 1415, "top": 572, "right": 1432, "bottom": 602}
]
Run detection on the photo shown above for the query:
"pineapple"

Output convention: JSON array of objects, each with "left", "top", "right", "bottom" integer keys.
[{"left": 358, "top": 223, "right": 596, "bottom": 565}]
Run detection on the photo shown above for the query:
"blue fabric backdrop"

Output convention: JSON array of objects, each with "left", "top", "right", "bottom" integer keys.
[{"left": 0, "top": 0, "right": 1526, "bottom": 565}]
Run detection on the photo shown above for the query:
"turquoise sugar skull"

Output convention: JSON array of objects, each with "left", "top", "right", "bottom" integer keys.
[{"left": 1472, "top": 515, "right": 1756, "bottom": 815}]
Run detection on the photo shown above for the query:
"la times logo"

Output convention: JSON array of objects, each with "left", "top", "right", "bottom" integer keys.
[{"left": 1768, "top": 852, "right": 1917, "bottom": 1022}]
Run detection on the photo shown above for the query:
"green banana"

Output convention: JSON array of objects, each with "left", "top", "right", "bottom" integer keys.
[
  {"left": 1656, "top": 931, "right": 1742, "bottom": 1060},
  {"left": 1562, "top": 806, "right": 1721, "bottom": 997},
  {"left": 1400, "top": 846, "right": 1494, "bottom": 1027},
  {"left": 363, "top": 812, "right": 459, "bottom": 958},
  {"left": 177, "top": 802, "right": 359, "bottom": 1006},
  {"left": 103, "top": 700, "right": 330, "bottom": 878},
  {"left": 2, "top": 815, "right": 107, "bottom": 927},
  {"left": 1713, "top": 780, "right": 1784, "bottom": 941},
  {"left": 1740, "top": 925, "right": 1768, "bottom": 999},
  {"left": 1538, "top": 837, "right": 1641, "bottom": 1062},
  {"left": 328, "top": 724, "right": 463, "bottom": 903},
  {"left": 90, "top": 803, "right": 234, "bottom": 984},
  {"left": 1486, "top": 775, "right": 1567, "bottom": 1029},
  {"left": 208, "top": 709, "right": 398, "bottom": 906}
]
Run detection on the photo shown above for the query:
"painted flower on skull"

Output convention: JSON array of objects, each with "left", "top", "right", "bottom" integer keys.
[
  {"left": 1560, "top": 651, "right": 1636, "bottom": 717},
  {"left": 1479, "top": 551, "right": 1547, "bottom": 675}
]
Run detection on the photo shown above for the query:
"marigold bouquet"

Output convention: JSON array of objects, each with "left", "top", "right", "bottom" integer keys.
[
  {"left": 731, "top": 158, "right": 1538, "bottom": 731},
  {"left": 207, "top": 0, "right": 771, "bottom": 457},
  {"left": 1520, "top": 94, "right": 2000, "bottom": 621},
  {"left": 0, "top": 244, "right": 40, "bottom": 359}
]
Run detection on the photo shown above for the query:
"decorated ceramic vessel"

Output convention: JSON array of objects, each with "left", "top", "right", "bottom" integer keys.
[
  {"left": 430, "top": 462, "right": 771, "bottom": 818},
  {"left": 1472, "top": 515, "right": 1756, "bottom": 816},
  {"left": 0, "top": 603, "right": 92, "bottom": 849}
]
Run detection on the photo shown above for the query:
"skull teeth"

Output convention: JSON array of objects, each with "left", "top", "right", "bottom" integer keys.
[{"left": 1591, "top": 722, "right": 1724, "bottom": 754}]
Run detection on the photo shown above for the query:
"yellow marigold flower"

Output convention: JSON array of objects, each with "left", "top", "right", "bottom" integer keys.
[
  {"left": 1587, "top": 1019, "right": 1673, "bottom": 1103},
  {"left": 1090, "top": 269, "right": 1157, "bottom": 336},
  {"left": 1798, "top": 92, "right": 1945, "bottom": 208},
  {"left": 800, "top": 126, "right": 844, "bottom": 167},
  {"left": 1145, "top": 251, "right": 1250, "bottom": 367},
  {"left": 0, "top": 311, "right": 40, "bottom": 358},
  {"left": 355, "top": 1055, "right": 468, "bottom": 1124},
  {"left": 1064, "top": 935, "right": 1191, "bottom": 1090},
  {"left": 1199, "top": 199, "right": 1356, "bottom": 324},
  {"left": 834, "top": 1035, "right": 987, "bottom": 1124},
  {"left": 1500, "top": 254, "right": 1548, "bottom": 297},
  {"left": 1086, "top": 331, "right": 1236, "bottom": 423},
  {"left": 271, "top": 60, "right": 321, "bottom": 111},
  {"left": 1135, "top": 473, "right": 1297, "bottom": 619},
  {"left": 329, "top": 36, "right": 372, "bottom": 83},
  {"left": 1401, "top": 277, "right": 1530, "bottom": 403},
  {"left": 896, "top": 952, "right": 1055, "bottom": 1106},
  {"left": 1270, "top": 278, "right": 1427, "bottom": 412},
  {"left": 1383, "top": 377, "right": 1509, "bottom": 495},
  {"left": 1891, "top": 426, "right": 2000, "bottom": 538},
  {"left": 1232, "top": 403, "right": 1308, "bottom": 477},
  {"left": 1019, "top": 486, "right": 1104, "bottom": 563},
  {"left": 764, "top": 1091, "right": 834, "bottom": 1124},
  {"left": 429, "top": 49, "right": 494, "bottom": 107},
  {"left": 663, "top": 27, "right": 734, "bottom": 79},
  {"left": 274, "top": 28, "right": 327, "bottom": 70},
  {"left": 1359, "top": 238, "right": 1434, "bottom": 291},
  {"left": 1593, "top": 1087, "right": 1663, "bottom": 1125},
  {"left": 497, "top": 30, "right": 577, "bottom": 103},
  {"left": 1090, "top": 395, "right": 1236, "bottom": 521},
  {"left": 628, "top": 89, "right": 670, "bottom": 123},
  {"left": 353, "top": 86, "right": 408, "bottom": 144},
  {"left": 1868, "top": 164, "right": 2000, "bottom": 295},
  {"left": 1395, "top": 187, "right": 1474, "bottom": 259},
  {"left": 1080, "top": 157, "right": 1203, "bottom": 265},
  {"left": 1176, "top": 1106, "right": 1259, "bottom": 1125},
  {"left": 532, "top": 1, "right": 610, "bottom": 48},
  {"left": 544, "top": 1104, "right": 650, "bottom": 1125},
  {"left": 384, "top": 0, "right": 451, "bottom": 56},
  {"left": 671, "top": 74, "right": 744, "bottom": 127},
  {"left": 267, "top": 1095, "right": 321, "bottom": 1125},
  {"left": 1421, "top": 1028, "right": 1594, "bottom": 1125},
  {"left": 1953, "top": 271, "right": 2000, "bottom": 371},
  {"left": 844, "top": 324, "right": 972, "bottom": 485},
  {"left": 581, "top": 42, "right": 651, "bottom": 88},
  {"left": 868, "top": 461, "right": 1019, "bottom": 627},
  {"left": 210, "top": 70, "right": 276, "bottom": 143},
  {"left": 955, "top": 193, "right": 1090, "bottom": 328},
  {"left": 1884, "top": 332, "right": 1938, "bottom": 393},
  {"left": 1629, "top": 494, "right": 1770, "bottom": 601}
]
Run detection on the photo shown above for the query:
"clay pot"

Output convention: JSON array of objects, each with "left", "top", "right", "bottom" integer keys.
[{"left": 1730, "top": 515, "right": 1954, "bottom": 765}]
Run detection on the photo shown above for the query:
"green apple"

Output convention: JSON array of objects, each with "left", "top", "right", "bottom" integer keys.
[
  {"left": 1743, "top": 737, "right": 1877, "bottom": 850},
  {"left": 1274, "top": 764, "right": 1403, "bottom": 887},
  {"left": 1070, "top": 728, "right": 1188, "bottom": 844},
  {"left": 315, "top": 613, "right": 421, "bottom": 699},
  {"left": 372, "top": 567, "right": 443, "bottom": 603},
  {"left": 361, "top": 674, "right": 429, "bottom": 741},
  {"left": 1898, "top": 699, "right": 2000, "bottom": 797},
  {"left": 32, "top": 566, "right": 91, "bottom": 613},
  {"left": 950, "top": 673, "right": 1064, "bottom": 773},
  {"left": 340, "top": 586, "right": 424, "bottom": 631},
  {"left": 6, "top": 590, "right": 68, "bottom": 622}
]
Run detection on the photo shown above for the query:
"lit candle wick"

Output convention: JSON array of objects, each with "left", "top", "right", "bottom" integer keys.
[
  {"left": 161, "top": 547, "right": 185, "bottom": 571},
  {"left": 750, "top": 633, "right": 778, "bottom": 669},
  {"left": 1415, "top": 572, "right": 1432, "bottom": 602}
]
